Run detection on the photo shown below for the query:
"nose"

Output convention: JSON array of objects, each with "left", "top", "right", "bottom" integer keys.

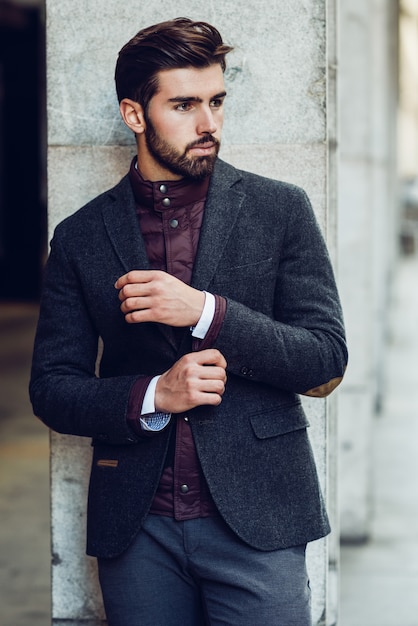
[{"left": 196, "top": 106, "right": 217, "bottom": 135}]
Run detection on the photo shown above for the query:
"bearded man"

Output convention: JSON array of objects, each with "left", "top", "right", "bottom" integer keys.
[{"left": 30, "top": 17, "right": 347, "bottom": 626}]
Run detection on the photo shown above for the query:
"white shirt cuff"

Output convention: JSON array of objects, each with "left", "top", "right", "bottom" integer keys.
[
  {"left": 140, "top": 376, "right": 171, "bottom": 432},
  {"left": 141, "top": 375, "right": 160, "bottom": 414},
  {"left": 191, "top": 291, "right": 215, "bottom": 339}
]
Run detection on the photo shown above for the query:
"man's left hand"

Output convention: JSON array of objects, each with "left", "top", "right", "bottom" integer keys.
[{"left": 115, "top": 270, "right": 205, "bottom": 327}]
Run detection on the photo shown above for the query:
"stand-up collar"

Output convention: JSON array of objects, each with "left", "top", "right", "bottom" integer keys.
[{"left": 129, "top": 157, "right": 210, "bottom": 212}]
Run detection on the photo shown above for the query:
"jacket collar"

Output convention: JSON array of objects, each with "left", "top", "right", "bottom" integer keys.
[
  {"left": 129, "top": 157, "right": 210, "bottom": 212},
  {"left": 101, "top": 174, "right": 150, "bottom": 273}
]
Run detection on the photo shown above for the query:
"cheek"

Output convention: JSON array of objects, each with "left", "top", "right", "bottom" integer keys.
[{"left": 161, "top": 118, "right": 191, "bottom": 145}]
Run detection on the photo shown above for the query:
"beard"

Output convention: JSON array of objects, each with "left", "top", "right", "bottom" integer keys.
[{"left": 144, "top": 116, "right": 220, "bottom": 181}]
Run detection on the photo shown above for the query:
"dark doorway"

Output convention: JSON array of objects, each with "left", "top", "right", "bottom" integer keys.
[{"left": 0, "top": 1, "right": 46, "bottom": 301}]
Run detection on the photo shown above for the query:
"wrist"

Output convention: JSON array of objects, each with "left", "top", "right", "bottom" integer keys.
[{"left": 189, "top": 289, "right": 206, "bottom": 327}]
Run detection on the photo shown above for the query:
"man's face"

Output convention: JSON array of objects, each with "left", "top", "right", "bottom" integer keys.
[{"left": 138, "top": 64, "right": 226, "bottom": 181}]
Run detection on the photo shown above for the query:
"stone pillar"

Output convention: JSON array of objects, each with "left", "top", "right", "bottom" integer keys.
[
  {"left": 338, "top": 0, "right": 399, "bottom": 541},
  {"left": 46, "top": 1, "right": 338, "bottom": 623}
]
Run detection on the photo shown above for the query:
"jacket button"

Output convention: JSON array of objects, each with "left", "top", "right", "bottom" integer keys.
[
  {"left": 162, "top": 197, "right": 171, "bottom": 207},
  {"left": 180, "top": 484, "right": 189, "bottom": 494},
  {"left": 159, "top": 184, "right": 168, "bottom": 193},
  {"left": 170, "top": 218, "right": 179, "bottom": 228},
  {"left": 240, "top": 366, "right": 254, "bottom": 377}
]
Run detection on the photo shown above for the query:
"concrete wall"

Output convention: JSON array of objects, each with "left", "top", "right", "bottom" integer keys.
[
  {"left": 338, "top": 0, "right": 399, "bottom": 541},
  {"left": 46, "top": 1, "right": 338, "bottom": 623}
]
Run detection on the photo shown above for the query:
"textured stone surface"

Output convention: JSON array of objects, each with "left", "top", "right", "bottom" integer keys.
[
  {"left": 46, "top": 0, "right": 327, "bottom": 147},
  {"left": 50, "top": 433, "right": 105, "bottom": 620}
]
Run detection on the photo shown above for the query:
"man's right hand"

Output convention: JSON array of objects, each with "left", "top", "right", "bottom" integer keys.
[{"left": 155, "top": 349, "right": 227, "bottom": 414}]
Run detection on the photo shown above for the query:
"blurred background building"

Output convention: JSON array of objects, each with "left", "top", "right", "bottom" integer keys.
[
  {"left": 399, "top": 0, "right": 418, "bottom": 253},
  {"left": 1, "top": 0, "right": 418, "bottom": 625}
]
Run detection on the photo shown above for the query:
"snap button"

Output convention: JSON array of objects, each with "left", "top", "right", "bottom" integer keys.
[
  {"left": 159, "top": 184, "right": 168, "bottom": 193},
  {"left": 162, "top": 197, "right": 171, "bottom": 207},
  {"left": 170, "top": 218, "right": 179, "bottom": 228},
  {"left": 184, "top": 416, "right": 189, "bottom": 422},
  {"left": 180, "top": 484, "right": 189, "bottom": 494}
]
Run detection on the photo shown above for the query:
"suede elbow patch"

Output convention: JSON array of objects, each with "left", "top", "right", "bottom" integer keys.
[{"left": 302, "top": 375, "right": 344, "bottom": 398}]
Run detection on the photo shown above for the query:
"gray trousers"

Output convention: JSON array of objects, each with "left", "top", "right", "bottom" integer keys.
[{"left": 98, "top": 514, "right": 312, "bottom": 626}]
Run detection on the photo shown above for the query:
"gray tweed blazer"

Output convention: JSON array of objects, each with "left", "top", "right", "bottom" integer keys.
[{"left": 30, "top": 158, "right": 347, "bottom": 558}]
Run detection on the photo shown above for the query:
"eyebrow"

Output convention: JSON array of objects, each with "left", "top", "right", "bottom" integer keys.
[{"left": 168, "top": 91, "right": 227, "bottom": 103}]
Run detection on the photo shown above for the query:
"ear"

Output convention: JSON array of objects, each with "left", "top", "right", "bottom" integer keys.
[{"left": 119, "top": 98, "right": 146, "bottom": 135}]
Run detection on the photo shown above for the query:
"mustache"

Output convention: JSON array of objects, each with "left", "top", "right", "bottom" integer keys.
[{"left": 186, "top": 135, "right": 220, "bottom": 150}]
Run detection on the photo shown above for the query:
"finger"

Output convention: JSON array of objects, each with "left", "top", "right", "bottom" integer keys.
[
  {"left": 114, "top": 270, "right": 154, "bottom": 290},
  {"left": 118, "top": 281, "right": 151, "bottom": 302},
  {"left": 196, "top": 349, "right": 227, "bottom": 369},
  {"left": 198, "top": 388, "right": 225, "bottom": 406},
  {"left": 114, "top": 273, "right": 132, "bottom": 289},
  {"left": 201, "top": 379, "right": 226, "bottom": 395},
  {"left": 197, "top": 365, "right": 227, "bottom": 382},
  {"left": 120, "top": 296, "right": 152, "bottom": 314}
]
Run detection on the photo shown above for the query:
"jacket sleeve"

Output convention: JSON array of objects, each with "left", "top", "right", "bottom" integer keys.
[
  {"left": 29, "top": 230, "right": 143, "bottom": 445},
  {"left": 213, "top": 188, "right": 348, "bottom": 396}
]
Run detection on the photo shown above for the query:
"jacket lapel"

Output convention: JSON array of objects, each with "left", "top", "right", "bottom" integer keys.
[
  {"left": 101, "top": 175, "right": 150, "bottom": 273},
  {"left": 192, "top": 159, "right": 245, "bottom": 291}
]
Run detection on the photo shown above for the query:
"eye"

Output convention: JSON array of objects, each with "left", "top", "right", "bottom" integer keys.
[
  {"left": 210, "top": 98, "right": 224, "bottom": 109},
  {"left": 175, "top": 102, "right": 193, "bottom": 112}
]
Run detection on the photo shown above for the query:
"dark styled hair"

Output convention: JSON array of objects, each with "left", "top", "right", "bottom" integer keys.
[{"left": 115, "top": 17, "right": 233, "bottom": 109}]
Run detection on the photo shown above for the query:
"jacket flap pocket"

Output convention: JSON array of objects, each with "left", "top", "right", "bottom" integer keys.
[{"left": 250, "top": 403, "right": 309, "bottom": 439}]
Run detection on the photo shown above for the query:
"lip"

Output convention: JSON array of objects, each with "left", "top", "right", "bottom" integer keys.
[{"left": 188, "top": 143, "right": 216, "bottom": 156}]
